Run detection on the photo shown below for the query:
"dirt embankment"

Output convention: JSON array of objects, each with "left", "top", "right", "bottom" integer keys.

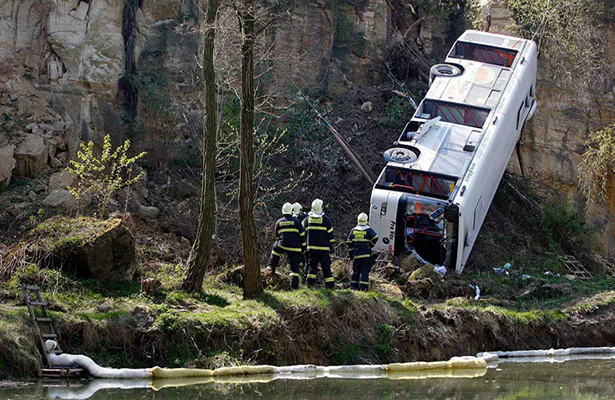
[{"left": 2, "top": 290, "right": 615, "bottom": 379}]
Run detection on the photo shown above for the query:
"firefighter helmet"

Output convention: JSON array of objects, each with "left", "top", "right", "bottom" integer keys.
[
  {"left": 292, "top": 202, "right": 303, "bottom": 216},
  {"left": 282, "top": 202, "right": 293, "bottom": 215},
  {"left": 357, "top": 212, "right": 368, "bottom": 225},
  {"left": 311, "top": 198, "right": 323, "bottom": 214}
]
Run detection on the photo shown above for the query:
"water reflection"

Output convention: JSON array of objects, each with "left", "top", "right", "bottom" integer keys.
[{"left": 3, "top": 358, "right": 615, "bottom": 400}]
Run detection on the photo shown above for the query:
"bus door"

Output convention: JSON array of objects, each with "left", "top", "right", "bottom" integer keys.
[{"left": 399, "top": 194, "right": 447, "bottom": 265}]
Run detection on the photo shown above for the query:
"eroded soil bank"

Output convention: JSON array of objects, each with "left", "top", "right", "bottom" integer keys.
[{"left": 2, "top": 284, "right": 615, "bottom": 380}]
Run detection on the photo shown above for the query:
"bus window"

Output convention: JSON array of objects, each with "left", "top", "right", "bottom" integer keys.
[
  {"left": 423, "top": 100, "right": 490, "bottom": 128},
  {"left": 449, "top": 41, "right": 518, "bottom": 67}
]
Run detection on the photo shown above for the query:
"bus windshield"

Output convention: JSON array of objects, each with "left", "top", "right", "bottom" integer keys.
[
  {"left": 376, "top": 166, "right": 458, "bottom": 199},
  {"left": 449, "top": 41, "right": 518, "bottom": 67}
]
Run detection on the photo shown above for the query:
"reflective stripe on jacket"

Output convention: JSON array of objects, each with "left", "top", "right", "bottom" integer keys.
[
  {"left": 303, "top": 213, "right": 334, "bottom": 252},
  {"left": 347, "top": 225, "right": 378, "bottom": 258},
  {"left": 275, "top": 215, "right": 305, "bottom": 252}
]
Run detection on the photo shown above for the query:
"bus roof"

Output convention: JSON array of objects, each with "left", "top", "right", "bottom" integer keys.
[
  {"left": 395, "top": 31, "right": 531, "bottom": 181},
  {"left": 426, "top": 61, "right": 511, "bottom": 108}
]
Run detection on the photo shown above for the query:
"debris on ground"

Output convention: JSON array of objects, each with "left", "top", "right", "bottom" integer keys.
[{"left": 493, "top": 262, "right": 511, "bottom": 276}]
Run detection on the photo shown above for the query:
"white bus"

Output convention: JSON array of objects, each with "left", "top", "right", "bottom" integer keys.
[{"left": 370, "top": 30, "right": 538, "bottom": 274}]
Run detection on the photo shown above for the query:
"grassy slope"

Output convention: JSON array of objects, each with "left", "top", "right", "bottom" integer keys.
[{"left": 2, "top": 260, "right": 615, "bottom": 379}]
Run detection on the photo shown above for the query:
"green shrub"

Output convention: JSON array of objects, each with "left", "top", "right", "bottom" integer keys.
[
  {"left": 507, "top": 0, "right": 613, "bottom": 90},
  {"left": 382, "top": 96, "right": 415, "bottom": 127},
  {"left": 541, "top": 204, "right": 593, "bottom": 255},
  {"left": 66, "top": 134, "right": 146, "bottom": 217},
  {"left": 579, "top": 124, "right": 615, "bottom": 201}
]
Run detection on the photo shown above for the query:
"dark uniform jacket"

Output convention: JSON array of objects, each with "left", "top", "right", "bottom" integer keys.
[
  {"left": 295, "top": 212, "right": 308, "bottom": 223},
  {"left": 275, "top": 215, "right": 306, "bottom": 252},
  {"left": 347, "top": 225, "right": 378, "bottom": 258},
  {"left": 303, "top": 212, "right": 335, "bottom": 252}
]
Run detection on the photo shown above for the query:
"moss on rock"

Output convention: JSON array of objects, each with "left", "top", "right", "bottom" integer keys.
[{"left": 29, "top": 216, "right": 136, "bottom": 282}]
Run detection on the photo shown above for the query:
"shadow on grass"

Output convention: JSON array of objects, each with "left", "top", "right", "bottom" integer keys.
[
  {"left": 194, "top": 292, "right": 229, "bottom": 307},
  {"left": 255, "top": 287, "right": 364, "bottom": 314},
  {"left": 256, "top": 291, "right": 282, "bottom": 310},
  {"left": 80, "top": 279, "right": 141, "bottom": 298}
]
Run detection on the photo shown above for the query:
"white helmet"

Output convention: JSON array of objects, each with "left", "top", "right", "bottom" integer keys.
[
  {"left": 282, "top": 202, "right": 293, "bottom": 215},
  {"left": 357, "top": 212, "right": 368, "bottom": 225},
  {"left": 311, "top": 198, "right": 323, "bottom": 214},
  {"left": 292, "top": 202, "right": 303, "bottom": 216}
]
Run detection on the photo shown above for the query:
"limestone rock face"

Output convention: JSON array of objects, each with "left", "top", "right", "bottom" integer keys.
[
  {"left": 46, "top": 0, "right": 125, "bottom": 84},
  {"left": 269, "top": 1, "right": 391, "bottom": 97},
  {"left": 14, "top": 135, "right": 48, "bottom": 178},
  {"left": 0, "top": 144, "right": 16, "bottom": 190},
  {"left": 477, "top": 0, "right": 514, "bottom": 34}
]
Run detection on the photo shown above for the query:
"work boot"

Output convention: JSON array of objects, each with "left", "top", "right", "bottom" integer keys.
[
  {"left": 324, "top": 277, "right": 335, "bottom": 290},
  {"left": 290, "top": 275, "right": 299, "bottom": 290}
]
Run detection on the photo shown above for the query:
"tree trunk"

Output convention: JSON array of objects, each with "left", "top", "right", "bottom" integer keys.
[
  {"left": 239, "top": 0, "right": 262, "bottom": 299},
  {"left": 182, "top": 0, "right": 219, "bottom": 293}
]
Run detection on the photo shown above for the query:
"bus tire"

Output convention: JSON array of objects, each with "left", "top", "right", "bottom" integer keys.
[
  {"left": 430, "top": 64, "right": 463, "bottom": 86},
  {"left": 383, "top": 147, "right": 419, "bottom": 165}
]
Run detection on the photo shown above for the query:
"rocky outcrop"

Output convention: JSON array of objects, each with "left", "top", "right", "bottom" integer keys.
[
  {"left": 478, "top": 0, "right": 513, "bottom": 34},
  {"left": 71, "top": 219, "right": 136, "bottom": 282},
  {"left": 0, "top": 144, "right": 16, "bottom": 190},
  {"left": 13, "top": 135, "right": 48, "bottom": 178},
  {"left": 269, "top": 1, "right": 400, "bottom": 97},
  {"left": 33, "top": 216, "right": 137, "bottom": 282},
  {"left": 0, "top": 0, "right": 614, "bottom": 258}
]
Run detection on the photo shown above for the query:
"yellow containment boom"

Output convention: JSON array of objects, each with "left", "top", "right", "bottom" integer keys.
[{"left": 46, "top": 340, "right": 487, "bottom": 380}]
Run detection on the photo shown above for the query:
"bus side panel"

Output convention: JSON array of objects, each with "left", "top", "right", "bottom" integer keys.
[{"left": 455, "top": 42, "right": 538, "bottom": 273}]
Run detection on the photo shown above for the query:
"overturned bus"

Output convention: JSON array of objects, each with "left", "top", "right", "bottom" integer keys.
[{"left": 370, "top": 30, "right": 538, "bottom": 274}]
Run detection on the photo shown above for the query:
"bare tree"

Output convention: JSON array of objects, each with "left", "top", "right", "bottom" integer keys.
[
  {"left": 182, "top": 0, "right": 220, "bottom": 293},
  {"left": 237, "top": 0, "right": 262, "bottom": 299}
]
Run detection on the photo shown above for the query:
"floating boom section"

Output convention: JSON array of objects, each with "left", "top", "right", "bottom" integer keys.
[{"left": 370, "top": 30, "right": 538, "bottom": 274}]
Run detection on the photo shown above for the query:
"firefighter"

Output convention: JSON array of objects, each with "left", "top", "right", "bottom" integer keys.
[
  {"left": 266, "top": 202, "right": 306, "bottom": 289},
  {"left": 303, "top": 199, "right": 335, "bottom": 289},
  {"left": 347, "top": 212, "right": 378, "bottom": 291},
  {"left": 292, "top": 202, "right": 308, "bottom": 279},
  {"left": 292, "top": 202, "right": 308, "bottom": 222}
]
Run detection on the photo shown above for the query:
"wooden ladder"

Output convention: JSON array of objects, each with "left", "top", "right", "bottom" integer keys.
[
  {"left": 22, "top": 284, "right": 63, "bottom": 368},
  {"left": 22, "top": 284, "right": 86, "bottom": 378},
  {"left": 558, "top": 255, "right": 593, "bottom": 280}
]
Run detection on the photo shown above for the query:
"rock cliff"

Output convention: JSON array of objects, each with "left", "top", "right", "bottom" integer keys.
[{"left": 1, "top": 0, "right": 614, "bottom": 257}]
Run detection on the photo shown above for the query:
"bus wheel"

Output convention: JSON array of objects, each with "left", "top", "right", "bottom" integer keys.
[
  {"left": 383, "top": 147, "right": 419, "bottom": 165},
  {"left": 430, "top": 64, "right": 462, "bottom": 85}
]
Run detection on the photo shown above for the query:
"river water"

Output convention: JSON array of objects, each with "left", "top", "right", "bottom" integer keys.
[{"left": 3, "top": 358, "right": 615, "bottom": 399}]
